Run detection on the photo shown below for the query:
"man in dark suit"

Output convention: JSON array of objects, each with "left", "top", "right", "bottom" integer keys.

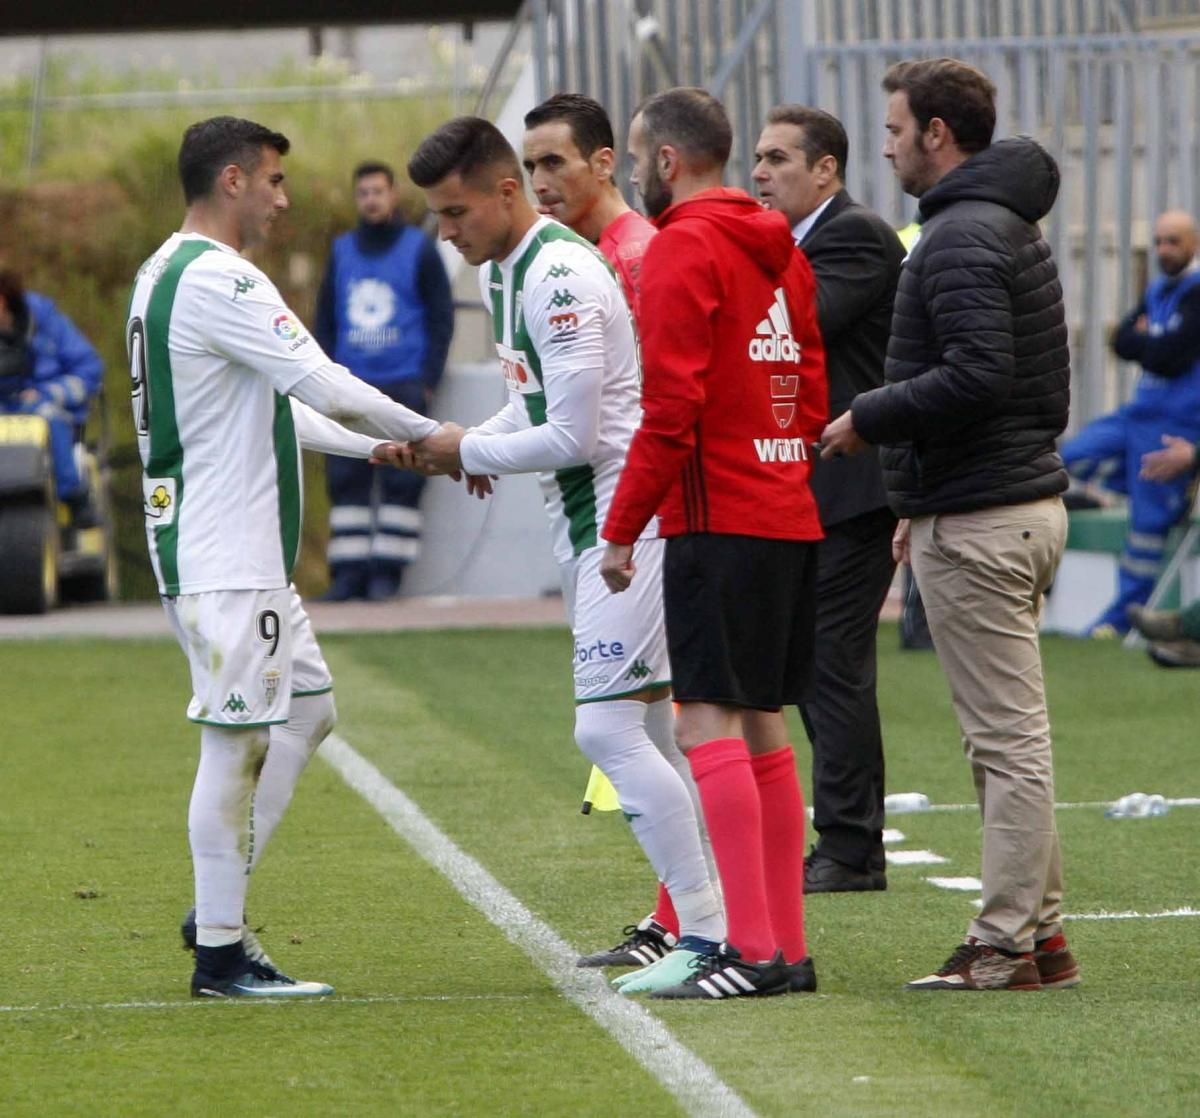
[{"left": 754, "top": 105, "right": 904, "bottom": 892}]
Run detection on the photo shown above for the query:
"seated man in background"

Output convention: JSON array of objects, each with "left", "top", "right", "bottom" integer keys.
[
  {"left": 0, "top": 269, "right": 104, "bottom": 524},
  {"left": 1061, "top": 210, "right": 1200, "bottom": 636},
  {"left": 1128, "top": 433, "right": 1200, "bottom": 667}
]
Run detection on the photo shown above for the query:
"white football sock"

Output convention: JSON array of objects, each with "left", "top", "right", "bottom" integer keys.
[
  {"left": 574, "top": 699, "right": 723, "bottom": 941},
  {"left": 189, "top": 725, "right": 268, "bottom": 941},
  {"left": 249, "top": 692, "right": 337, "bottom": 870},
  {"left": 644, "top": 697, "right": 723, "bottom": 909}
]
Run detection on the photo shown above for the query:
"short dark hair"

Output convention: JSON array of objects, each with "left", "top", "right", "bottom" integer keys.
[
  {"left": 524, "top": 93, "right": 615, "bottom": 158},
  {"left": 354, "top": 160, "right": 395, "bottom": 185},
  {"left": 637, "top": 87, "right": 732, "bottom": 171},
  {"left": 407, "top": 116, "right": 522, "bottom": 189},
  {"left": 882, "top": 58, "right": 996, "bottom": 155},
  {"left": 0, "top": 269, "right": 28, "bottom": 325},
  {"left": 765, "top": 105, "right": 849, "bottom": 180},
  {"left": 178, "top": 116, "right": 290, "bottom": 204}
]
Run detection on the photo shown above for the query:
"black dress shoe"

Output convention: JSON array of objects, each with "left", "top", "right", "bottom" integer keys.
[{"left": 804, "top": 851, "right": 887, "bottom": 893}]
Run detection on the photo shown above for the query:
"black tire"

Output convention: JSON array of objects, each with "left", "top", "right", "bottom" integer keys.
[{"left": 0, "top": 501, "right": 59, "bottom": 614}]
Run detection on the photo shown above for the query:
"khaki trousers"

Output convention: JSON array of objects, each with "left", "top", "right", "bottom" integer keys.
[{"left": 909, "top": 496, "right": 1068, "bottom": 953}]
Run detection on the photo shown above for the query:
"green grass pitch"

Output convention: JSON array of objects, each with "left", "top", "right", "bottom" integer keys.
[{"left": 0, "top": 625, "right": 1196, "bottom": 1116}]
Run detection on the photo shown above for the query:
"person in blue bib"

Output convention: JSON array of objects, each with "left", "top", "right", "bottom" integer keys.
[
  {"left": 1062, "top": 210, "right": 1200, "bottom": 637},
  {"left": 0, "top": 270, "right": 104, "bottom": 525},
  {"left": 313, "top": 160, "right": 454, "bottom": 601}
]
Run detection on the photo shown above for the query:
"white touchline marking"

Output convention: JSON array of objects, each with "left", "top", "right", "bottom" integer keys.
[
  {"left": 882, "top": 828, "right": 906, "bottom": 844},
  {"left": 886, "top": 850, "right": 949, "bottom": 866},
  {"left": 1063, "top": 907, "right": 1200, "bottom": 921},
  {"left": 918, "top": 797, "right": 1200, "bottom": 813},
  {"left": 320, "top": 735, "right": 757, "bottom": 1118},
  {"left": 0, "top": 994, "right": 533, "bottom": 1014},
  {"left": 925, "top": 876, "right": 984, "bottom": 891}
]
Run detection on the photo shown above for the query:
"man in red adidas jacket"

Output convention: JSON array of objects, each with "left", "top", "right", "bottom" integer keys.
[{"left": 600, "top": 87, "right": 827, "bottom": 1001}]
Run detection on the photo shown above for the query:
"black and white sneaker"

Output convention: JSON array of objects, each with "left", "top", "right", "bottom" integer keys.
[
  {"left": 191, "top": 944, "right": 333, "bottom": 999},
  {"left": 181, "top": 907, "right": 291, "bottom": 979},
  {"left": 785, "top": 956, "right": 818, "bottom": 993},
  {"left": 650, "top": 942, "right": 791, "bottom": 1000},
  {"left": 576, "top": 914, "right": 677, "bottom": 968}
]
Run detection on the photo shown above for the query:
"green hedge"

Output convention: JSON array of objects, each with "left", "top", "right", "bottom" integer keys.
[{"left": 0, "top": 91, "right": 456, "bottom": 598}]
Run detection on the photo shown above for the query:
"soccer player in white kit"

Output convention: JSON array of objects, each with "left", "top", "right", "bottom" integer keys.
[
  {"left": 128, "top": 116, "right": 457, "bottom": 998},
  {"left": 405, "top": 117, "right": 725, "bottom": 974}
]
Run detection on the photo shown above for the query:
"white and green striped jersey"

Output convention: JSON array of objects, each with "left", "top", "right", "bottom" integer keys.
[
  {"left": 462, "top": 216, "right": 650, "bottom": 564},
  {"left": 126, "top": 232, "right": 332, "bottom": 595}
]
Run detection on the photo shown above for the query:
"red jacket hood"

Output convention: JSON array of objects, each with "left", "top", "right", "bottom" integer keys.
[{"left": 653, "top": 187, "right": 795, "bottom": 279}]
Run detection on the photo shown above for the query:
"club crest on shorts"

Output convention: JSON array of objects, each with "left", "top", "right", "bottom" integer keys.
[{"left": 262, "top": 669, "right": 281, "bottom": 706}]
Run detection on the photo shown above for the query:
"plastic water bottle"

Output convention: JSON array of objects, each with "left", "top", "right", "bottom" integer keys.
[
  {"left": 1104, "top": 793, "right": 1169, "bottom": 819},
  {"left": 884, "top": 792, "right": 930, "bottom": 814}
]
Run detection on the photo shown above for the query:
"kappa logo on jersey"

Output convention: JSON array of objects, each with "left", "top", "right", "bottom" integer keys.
[
  {"left": 545, "top": 264, "right": 576, "bottom": 279},
  {"left": 749, "top": 288, "right": 803, "bottom": 364},
  {"left": 272, "top": 313, "right": 300, "bottom": 341},
  {"left": 547, "top": 288, "right": 579, "bottom": 309},
  {"left": 548, "top": 311, "right": 578, "bottom": 344},
  {"left": 221, "top": 693, "right": 249, "bottom": 714},
  {"left": 232, "top": 275, "right": 257, "bottom": 300},
  {"left": 624, "top": 658, "right": 652, "bottom": 681}
]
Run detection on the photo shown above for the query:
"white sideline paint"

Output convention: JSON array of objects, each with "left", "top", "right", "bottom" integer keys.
[
  {"left": 320, "top": 734, "right": 757, "bottom": 1118},
  {"left": 919, "top": 797, "right": 1200, "bottom": 813},
  {"left": 1064, "top": 907, "right": 1200, "bottom": 921},
  {"left": 882, "top": 828, "right": 906, "bottom": 844},
  {"left": 886, "top": 850, "right": 949, "bottom": 866},
  {"left": 925, "top": 876, "right": 984, "bottom": 891}
]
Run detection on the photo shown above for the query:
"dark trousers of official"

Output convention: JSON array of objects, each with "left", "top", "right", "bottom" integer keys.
[
  {"left": 326, "top": 378, "right": 428, "bottom": 591},
  {"left": 798, "top": 505, "right": 897, "bottom": 872}
]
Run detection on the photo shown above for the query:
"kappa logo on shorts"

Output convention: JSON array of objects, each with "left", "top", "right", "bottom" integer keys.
[
  {"left": 221, "top": 693, "right": 249, "bottom": 713},
  {"left": 624, "top": 659, "right": 652, "bottom": 681}
]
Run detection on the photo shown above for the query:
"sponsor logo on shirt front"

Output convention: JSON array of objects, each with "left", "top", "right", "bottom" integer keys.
[
  {"left": 748, "top": 288, "right": 803, "bottom": 364},
  {"left": 753, "top": 437, "right": 810, "bottom": 464}
]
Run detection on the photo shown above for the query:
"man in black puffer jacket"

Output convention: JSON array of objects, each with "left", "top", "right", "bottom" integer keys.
[{"left": 822, "top": 58, "right": 1079, "bottom": 993}]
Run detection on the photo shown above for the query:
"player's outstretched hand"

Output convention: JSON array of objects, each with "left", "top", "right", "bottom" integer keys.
[
  {"left": 600, "top": 542, "right": 636, "bottom": 593},
  {"left": 464, "top": 474, "right": 495, "bottom": 499},
  {"left": 370, "top": 441, "right": 417, "bottom": 469},
  {"left": 412, "top": 422, "right": 466, "bottom": 476}
]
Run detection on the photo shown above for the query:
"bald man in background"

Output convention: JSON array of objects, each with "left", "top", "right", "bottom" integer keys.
[{"left": 1062, "top": 209, "right": 1200, "bottom": 636}]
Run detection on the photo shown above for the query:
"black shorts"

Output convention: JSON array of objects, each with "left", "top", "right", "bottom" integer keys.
[{"left": 662, "top": 532, "right": 818, "bottom": 709}]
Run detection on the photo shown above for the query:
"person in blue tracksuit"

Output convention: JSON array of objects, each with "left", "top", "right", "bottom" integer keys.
[
  {"left": 0, "top": 270, "right": 104, "bottom": 524},
  {"left": 1062, "top": 210, "right": 1200, "bottom": 636},
  {"left": 313, "top": 160, "right": 454, "bottom": 600}
]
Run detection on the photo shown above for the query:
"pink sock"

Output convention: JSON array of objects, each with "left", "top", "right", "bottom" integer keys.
[
  {"left": 687, "top": 738, "right": 775, "bottom": 961},
  {"left": 653, "top": 883, "right": 680, "bottom": 938},
  {"left": 751, "top": 746, "right": 807, "bottom": 964}
]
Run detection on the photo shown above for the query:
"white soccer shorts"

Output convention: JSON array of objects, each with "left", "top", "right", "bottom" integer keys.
[
  {"left": 562, "top": 538, "right": 671, "bottom": 704},
  {"left": 165, "top": 585, "right": 333, "bottom": 727}
]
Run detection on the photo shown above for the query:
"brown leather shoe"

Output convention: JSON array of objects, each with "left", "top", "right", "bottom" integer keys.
[{"left": 1034, "top": 932, "right": 1081, "bottom": 988}]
